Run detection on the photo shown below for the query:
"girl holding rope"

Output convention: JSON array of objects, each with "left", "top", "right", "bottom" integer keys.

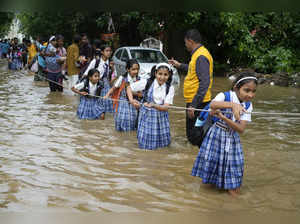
[
  {"left": 104, "top": 59, "right": 142, "bottom": 132},
  {"left": 191, "top": 72, "right": 258, "bottom": 197},
  {"left": 128, "top": 63, "right": 175, "bottom": 150},
  {"left": 71, "top": 68, "right": 105, "bottom": 120}
]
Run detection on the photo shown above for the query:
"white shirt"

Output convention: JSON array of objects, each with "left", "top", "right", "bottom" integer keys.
[
  {"left": 213, "top": 90, "right": 253, "bottom": 122},
  {"left": 114, "top": 74, "right": 138, "bottom": 88},
  {"left": 84, "top": 58, "right": 109, "bottom": 78},
  {"left": 74, "top": 81, "right": 98, "bottom": 96},
  {"left": 130, "top": 79, "right": 175, "bottom": 105}
]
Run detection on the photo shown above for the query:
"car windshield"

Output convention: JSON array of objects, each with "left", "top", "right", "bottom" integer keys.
[{"left": 129, "top": 49, "right": 168, "bottom": 63}]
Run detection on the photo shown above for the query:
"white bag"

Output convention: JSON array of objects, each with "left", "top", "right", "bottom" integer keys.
[{"left": 30, "top": 60, "right": 38, "bottom": 73}]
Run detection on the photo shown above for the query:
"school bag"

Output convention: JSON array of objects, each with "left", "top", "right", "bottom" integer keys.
[
  {"left": 77, "top": 58, "right": 101, "bottom": 84},
  {"left": 189, "top": 91, "right": 251, "bottom": 147},
  {"left": 79, "top": 76, "right": 104, "bottom": 97}
]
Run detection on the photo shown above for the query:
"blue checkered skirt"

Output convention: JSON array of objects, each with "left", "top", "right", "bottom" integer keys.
[
  {"left": 100, "top": 77, "right": 114, "bottom": 113},
  {"left": 77, "top": 96, "right": 105, "bottom": 120},
  {"left": 114, "top": 96, "right": 138, "bottom": 131},
  {"left": 137, "top": 105, "right": 171, "bottom": 150},
  {"left": 9, "top": 58, "right": 22, "bottom": 70},
  {"left": 191, "top": 124, "right": 244, "bottom": 190}
]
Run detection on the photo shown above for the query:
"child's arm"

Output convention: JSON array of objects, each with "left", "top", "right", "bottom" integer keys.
[
  {"left": 127, "top": 86, "right": 140, "bottom": 109},
  {"left": 71, "top": 86, "right": 88, "bottom": 96},
  {"left": 103, "top": 86, "right": 116, "bottom": 99},
  {"left": 215, "top": 110, "right": 248, "bottom": 134},
  {"left": 210, "top": 101, "right": 246, "bottom": 122},
  {"left": 144, "top": 102, "right": 169, "bottom": 112}
]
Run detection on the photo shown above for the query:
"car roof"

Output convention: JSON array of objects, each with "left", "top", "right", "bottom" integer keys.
[{"left": 117, "top": 46, "right": 161, "bottom": 51}]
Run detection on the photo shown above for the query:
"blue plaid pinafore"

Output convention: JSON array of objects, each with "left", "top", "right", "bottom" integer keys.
[
  {"left": 137, "top": 83, "right": 171, "bottom": 150},
  {"left": 191, "top": 95, "right": 244, "bottom": 190},
  {"left": 77, "top": 81, "right": 105, "bottom": 120},
  {"left": 100, "top": 63, "right": 114, "bottom": 113},
  {"left": 114, "top": 78, "right": 140, "bottom": 131}
]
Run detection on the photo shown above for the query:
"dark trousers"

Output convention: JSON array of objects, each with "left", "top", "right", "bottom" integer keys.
[
  {"left": 48, "top": 72, "right": 63, "bottom": 92},
  {"left": 186, "top": 101, "right": 210, "bottom": 144}
]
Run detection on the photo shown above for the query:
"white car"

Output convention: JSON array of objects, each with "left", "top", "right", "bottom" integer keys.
[{"left": 112, "top": 46, "right": 180, "bottom": 86}]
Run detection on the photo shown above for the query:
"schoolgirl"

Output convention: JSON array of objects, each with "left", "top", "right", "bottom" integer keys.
[
  {"left": 8, "top": 45, "right": 22, "bottom": 70},
  {"left": 71, "top": 68, "right": 105, "bottom": 120},
  {"left": 191, "top": 73, "right": 258, "bottom": 197},
  {"left": 83, "top": 44, "right": 115, "bottom": 113},
  {"left": 128, "top": 62, "right": 175, "bottom": 150},
  {"left": 104, "top": 59, "right": 142, "bottom": 131}
]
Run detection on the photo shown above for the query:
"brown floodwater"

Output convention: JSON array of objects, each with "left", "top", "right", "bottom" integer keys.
[{"left": 0, "top": 60, "right": 299, "bottom": 213}]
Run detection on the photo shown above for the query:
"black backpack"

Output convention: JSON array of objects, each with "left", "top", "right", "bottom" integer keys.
[{"left": 77, "top": 58, "right": 101, "bottom": 83}]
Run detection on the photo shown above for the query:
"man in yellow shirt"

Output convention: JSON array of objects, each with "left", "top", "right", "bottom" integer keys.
[
  {"left": 27, "top": 41, "right": 37, "bottom": 65},
  {"left": 66, "top": 34, "right": 81, "bottom": 93},
  {"left": 169, "top": 29, "right": 213, "bottom": 145}
]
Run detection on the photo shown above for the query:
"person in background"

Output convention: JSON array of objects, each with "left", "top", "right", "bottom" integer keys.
[
  {"left": 78, "top": 33, "right": 93, "bottom": 79},
  {"left": 27, "top": 39, "right": 37, "bottom": 65},
  {"left": 45, "top": 35, "right": 66, "bottom": 92},
  {"left": 168, "top": 29, "right": 213, "bottom": 145},
  {"left": 56, "top": 34, "right": 68, "bottom": 84},
  {"left": 66, "top": 34, "right": 81, "bottom": 94}
]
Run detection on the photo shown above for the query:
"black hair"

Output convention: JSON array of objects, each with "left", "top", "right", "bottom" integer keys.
[
  {"left": 73, "top": 34, "right": 81, "bottom": 44},
  {"left": 87, "top": 68, "right": 100, "bottom": 79},
  {"left": 184, "top": 29, "right": 202, "bottom": 43},
  {"left": 122, "top": 59, "right": 140, "bottom": 78},
  {"left": 81, "top": 33, "right": 88, "bottom": 38},
  {"left": 100, "top": 44, "right": 112, "bottom": 52},
  {"left": 145, "top": 64, "right": 173, "bottom": 90},
  {"left": 93, "top": 39, "right": 102, "bottom": 49},
  {"left": 55, "top": 34, "right": 64, "bottom": 41},
  {"left": 232, "top": 72, "right": 258, "bottom": 90}
]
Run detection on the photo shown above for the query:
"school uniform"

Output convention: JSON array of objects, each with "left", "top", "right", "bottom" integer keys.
[
  {"left": 191, "top": 90, "right": 253, "bottom": 190},
  {"left": 74, "top": 80, "right": 105, "bottom": 120},
  {"left": 84, "top": 58, "right": 114, "bottom": 113},
  {"left": 131, "top": 79, "right": 175, "bottom": 150},
  {"left": 114, "top": 74, "right": 140, "bottom": 131},
  {"left": 9, "top": 51, "right": 22, "bottom": 70}
]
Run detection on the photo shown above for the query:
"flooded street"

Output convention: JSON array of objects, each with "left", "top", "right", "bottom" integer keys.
[{"left": 0, "top": 60, "right": 300, "bottom": 213}]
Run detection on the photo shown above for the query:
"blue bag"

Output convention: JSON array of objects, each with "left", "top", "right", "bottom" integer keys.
[{"left": 189, "top": 91, "right": 250, "bottom": 147}]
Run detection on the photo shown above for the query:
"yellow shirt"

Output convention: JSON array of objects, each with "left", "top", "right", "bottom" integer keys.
[
  {"left": 27, "top": 44, "right": 37, "bottom": 64},
  {"left": 183, "top": 46, "right": 213, "bottom": 103},
  {"left": 67, "top": 43, "right": 80, "bottom": 76}
]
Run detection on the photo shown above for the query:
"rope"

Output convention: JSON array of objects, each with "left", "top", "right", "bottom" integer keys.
[{"left": 36, "top": 73, "right": 300, "bottom": 117}]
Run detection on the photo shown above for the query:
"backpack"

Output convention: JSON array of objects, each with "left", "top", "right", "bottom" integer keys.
[
  {"left": 77, "top": 58, "right": 100, "bottom": 83},
  {"left": 189, "top": 91, "right": 251, "bottom": 147},
  {"left": 79, "top": 77, "right": 104, "bottom": 97}
]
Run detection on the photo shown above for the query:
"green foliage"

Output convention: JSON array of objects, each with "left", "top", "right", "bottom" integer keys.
[
  {"left": 219, "top": 12, "right": 300, "bottom": 74},
  {"left": 0, "top": 12, "right": 14, "bottom": 38},
  {"left": 13, "top": 11, "right": 300, "bottom": 75}
]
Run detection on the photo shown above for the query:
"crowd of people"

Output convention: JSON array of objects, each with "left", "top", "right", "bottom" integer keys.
[{"left": 0, "top": 29, "right": 258, "bottom": 197}]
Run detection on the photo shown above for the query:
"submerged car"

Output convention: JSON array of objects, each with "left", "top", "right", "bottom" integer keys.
[{"left": 112, "top": 46, "right": 180, "bottom": 86}]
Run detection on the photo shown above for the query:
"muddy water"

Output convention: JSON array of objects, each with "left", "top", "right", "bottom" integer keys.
[{"left": 0, "top": 61, "right": 299, "bottom": 213}]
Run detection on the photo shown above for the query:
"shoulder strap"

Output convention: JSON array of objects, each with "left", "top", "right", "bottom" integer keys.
[
  {"left": 224, "top": 91, "right": 251, "bottom": 109},
  {"left": 166, "top": 83, "right": 170, "bottom": 96},
  {"left": 224, "top": 91, "right": 231, "bottom": 102},
  {"left": 94, "top": 58, "right": 100, "bottom": 69},
  {"left": 143, "top": 79, "right": 155, "bottom": 102}
]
